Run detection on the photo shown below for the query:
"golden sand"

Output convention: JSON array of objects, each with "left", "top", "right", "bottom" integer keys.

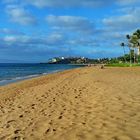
[{"left": 0, "top": 67, "right": 140, "bottom": 140}]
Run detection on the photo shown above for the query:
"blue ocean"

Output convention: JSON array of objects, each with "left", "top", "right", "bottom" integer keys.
[{"left": 0, "top": 63, "right": 82, "bottom": 86}]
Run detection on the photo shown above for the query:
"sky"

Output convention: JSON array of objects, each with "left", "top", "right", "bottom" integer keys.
[{"left": 0, "top": 0, "right": 140, "bottom": 63}]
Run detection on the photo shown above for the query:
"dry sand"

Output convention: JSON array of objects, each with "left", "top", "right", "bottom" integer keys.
[{"left": 0, "top": 67, "right": 140, "bottom": 140}]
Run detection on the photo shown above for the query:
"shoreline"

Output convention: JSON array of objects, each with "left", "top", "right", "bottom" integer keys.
[
  {"left": 0, "top": 70, "right": 62, "bottom": 87},
  {"left": 0, "top": 67, "right": 140, "bottom": 139},
  {"left": 0, "top": 66, "right": 84, "bottom": 87}
]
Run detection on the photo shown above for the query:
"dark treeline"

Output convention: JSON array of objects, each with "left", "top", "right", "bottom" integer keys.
[
  {"left": 121, "top": 29, "right": 140, "bottom": 64},
  {"left": 47, "top": 54, "right": 139, "bottom": 65}
]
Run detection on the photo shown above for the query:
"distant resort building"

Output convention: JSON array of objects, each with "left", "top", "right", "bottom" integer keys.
[
  {"left": 48, "top": 57, "right": 65, "bottom": 63},
  {"left": 48, "top": 58, "right": 57, "bottom": 63},
  {"left": 48, "top": 56, "right": 88, "bottom": 64},
  {"left": 51, "top": 58, "right": 57, "bottom": 63}
]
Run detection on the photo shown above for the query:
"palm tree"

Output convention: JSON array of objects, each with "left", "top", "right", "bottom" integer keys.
[
  {"left": 133, "top": 29, "right": 140, "bottom": 56},
  {"left": 121, "top": 30, "right": 140, "bottom": 64},
  {"left": 120, "top": 42, "right": 126, "bottom": 63},
  {"left": 126, "top": 34, "right": 132, "bottom": 66},
  {"left": 129, "top": 35, "right": 139, "bottom": 63}
]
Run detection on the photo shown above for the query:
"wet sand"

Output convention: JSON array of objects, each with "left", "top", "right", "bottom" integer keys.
[{"left": 0, "top": 67, "right": 140, "bottom": 140}]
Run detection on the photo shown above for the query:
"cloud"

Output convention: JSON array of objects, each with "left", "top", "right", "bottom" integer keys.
[
  {"left": 3, "top": 0, "right": 140, "bottom": 8},
  {"left": 103, "top": 7, "right": 140, "bottom": 31},
  {"left": 0, "top": 28, "right": 24, "bottom": 35},
  {"left": 67, "top": 37, "right": 100, "bottom": 47},
  {"left": 26, "top": 0, "right": 113, "bottom": 8},
  {"left": 4, "top": 36, "right": 17, "bottom": 42},
  {"left": 2, "top": 0, "right": 140, "bottom": 62},
  {"left": 117, "top": 0, "right": 140, "bottom": 5},
  {"left": 5, "top": 5, "right": 37, "bottom": 25},
  {"left": 0, "top": 30, "right": 100, "bottom": 50},
  {"left": 46, "top": 15, "right": 95, "bottom": 35},
  {"left": 0, "top": 35, "right": 31, "bottom": 47},
  {"left": 0, "top": 31, "right": 124, "bottom": 62},
  {"left": 0, "top": 34, "right": 83, "bottom": 62},
  {"left": 24, "top": 0, "right": 140, "bottom": 8},
  {"left": 0, "top": 33, "right": 66, "bottom": 47},
  {"left": 2, "top": 0, "right": 17, "bottom": 4}
]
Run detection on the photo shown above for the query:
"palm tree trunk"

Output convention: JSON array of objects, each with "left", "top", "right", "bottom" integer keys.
[
  {"left": 137, "top": 46, "right": 140, "bottom": 63},
  {"left": 129, "top": 47, "right": 132, "bottom": 66},
  {"left": 123, "top": 46, "right": 126, "bottom": 63},
  {"left": 134, "top": 49, "right": 136, "bottom": 63},
  {"left": 138, "top": 46, "right": 140, "bottom": 55}
]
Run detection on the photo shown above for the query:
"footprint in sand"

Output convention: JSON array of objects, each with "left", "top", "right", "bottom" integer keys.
[
  {"left": 48, "top": 103, "right": 52, "bottom": 108},
  {"left": 19, "top": 115, "right": 23, "bottom": 118},
  {"left": 7, "top": 120, "right": 16, "bottom": 124},
  {"left": 58, "top": 116, "right": 63, "bottom": 119},
  {"left": 31, "top": 104, "right": 36, "bottom": 107},
  {"left": 14, "top": 129, "right": 21, "bottom": 134},
  {"left": 12, "top": 136, "right": 24, "bottom": 140},
  {"left": 45, "top": 128, "right": 50, "bottom": 134},
  {"left": 17, "top": 106, "right": 22, "bottom": 109},
  {"left": 48, "top": 89, "right": 51, "bottom": 92}
]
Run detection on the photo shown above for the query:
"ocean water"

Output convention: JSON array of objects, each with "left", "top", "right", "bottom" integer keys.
[{"left": 0, "top": 63, "right": 82, "bottom": 86}]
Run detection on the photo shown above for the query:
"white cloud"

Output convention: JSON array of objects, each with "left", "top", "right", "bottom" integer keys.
[
  {"left": 3, "top": 0, "right": 140, "bottom": 8},
  {"left": 46, "top": 15, "right": 95, "bottom": 34},
  {"left": 3, "top": 0, "right": 17, "bottom": 4},
  {"left": 117, "top": 0, "right": 140, "bottom": 5},
  {"left": 103, "top": 7, "right": 140, "bottom": 31},
  {"left": 46, "top": 33, "right": 65, "bottom": 45},
  {"left": 4, "top": 36, "right": 17, "bottom": 42},
  {"left": 24, "top": 0, "right": 140, "bottom": 8},
  {"left": 1, "top": 31, "right": 99, "bottom": 48},
  {"left": 2, "top": 0, "right": 140, "bottom": 61},
  {"left": 1, "top": 33, "right": 66, "bottom": 47},
  {"left": 2, "top": 35, "right": 30, "bottom": 46},
  {"left": 26, "top": 0, "right": 113, "bottom": 8},
  {"left": 5, "top": 5, "right": 37, "bottom": 25},
  {"left": 0, "top": 28, "right": 24, "bottom": 35}
]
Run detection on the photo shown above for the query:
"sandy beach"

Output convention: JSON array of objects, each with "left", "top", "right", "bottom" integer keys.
[{"left": 0, "top": 67, "right": 140, "bottom": 140}]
